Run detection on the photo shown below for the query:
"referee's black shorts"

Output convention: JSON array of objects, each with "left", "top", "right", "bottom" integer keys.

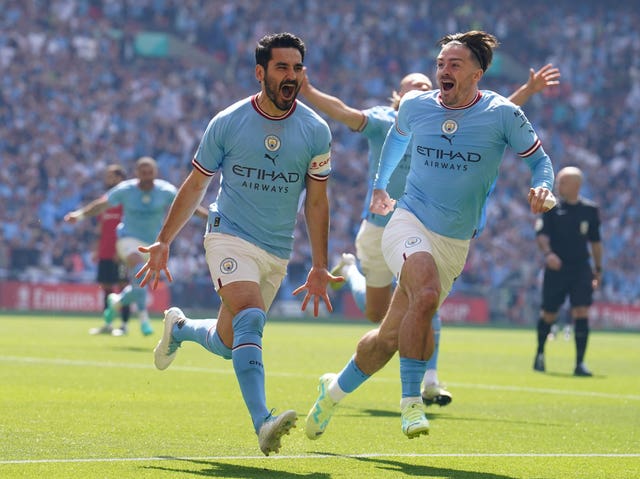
[
  {"left": 97, "top": 259, "right": 128, "bottom": 285},
  {"left": 541, "top": 262, "right": 593, "bottom": 313}
]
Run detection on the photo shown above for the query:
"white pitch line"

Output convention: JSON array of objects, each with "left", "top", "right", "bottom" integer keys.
[
  {"left": 2, "top": 452, "right": 640, "bottom": 465},
  {"left": 1, "top": 355, "right": 639, "bottom": 402}
]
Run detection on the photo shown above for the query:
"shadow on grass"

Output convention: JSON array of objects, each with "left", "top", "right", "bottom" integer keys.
[
  {"left": 321, "top": 406, "right": 557, "bottom": 428},
  {"left": 544, "top": 371, "right": 606, "bottom": 379},
  {"left": 143, "top": 457, "right": 330, "bottom": 478},
  {"left": 301, "top": 453, "right": 518, "bottom": 478},
  {"left": 110, "top": 345, "right": 154, "bottom": 353},
  {"left": 361, "top": 408, "right": 450, "bottom": 422},
  {"left": 351, "top": 455, "right": 518, "bottom": 478}
]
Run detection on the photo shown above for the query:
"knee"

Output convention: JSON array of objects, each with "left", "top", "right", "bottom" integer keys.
[
  {"left": 232, "top": 307, "right": 266, "bottom": 336},
  {"left": 412, "top": 287, "right": 440, "bottom": 317}
]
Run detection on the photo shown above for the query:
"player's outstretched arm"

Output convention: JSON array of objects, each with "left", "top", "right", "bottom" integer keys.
[
  {"left": 299, "top": 67, "right": 365, "bottom": 131},
  {"left": 292, "top": 177, "right": 341, "bottom": 316},
  {"left": 63, "top": 196, "right": 110, "bottom": 224},
  {"left": 508, "top": 63, "right": 560, "bottom": 107}
]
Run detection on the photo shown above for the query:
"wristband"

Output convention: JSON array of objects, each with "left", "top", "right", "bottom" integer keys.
[
  {"left": 76, "top": 211, "right": 85, "bottom": 221},
  {"left": 595, "top": 266, "right": 602, "bottom": 273}
]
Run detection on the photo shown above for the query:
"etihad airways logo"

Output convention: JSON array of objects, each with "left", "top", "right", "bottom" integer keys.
[
  {"left": 232, "top": 165, "right": 300, "bottom": 183},
  {"left": 416, "top": 145, "right": 481, "bottom": 163},
  {"left": 232, "top": 164, "right": 300, "bottom": 194}
]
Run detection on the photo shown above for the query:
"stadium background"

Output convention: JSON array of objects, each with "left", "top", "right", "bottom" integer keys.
[{"left": 1, "top": 0, "right": 638, "bottom": 328}]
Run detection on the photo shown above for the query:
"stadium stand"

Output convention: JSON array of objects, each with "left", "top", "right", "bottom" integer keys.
[{"left": 1, "top": 0, "right": 638, "bottom": 321}]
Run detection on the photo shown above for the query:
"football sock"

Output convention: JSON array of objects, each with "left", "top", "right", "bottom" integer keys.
[
  {"left": 138, "top": 309, "right": 149, "bottom": 325},
  {"left": 231, "top": 308, "right": 269, "bottom": 433},
  {"left": 102, "top": 288, "right": 115, "bottom": 325},
  {"left": 345, "top": 265, "right": 367, "bottom": 313},
  {"left": 118, "top": 264, "right": 147, "bottom": 311},
  {"left": 335, "top": 356, "right": 370, "bottom": 398},
  {"left": 425, "top": 312, "right": 441, "bottom": 372},
  {"left": 120, "top": 304, "right": 130, "bottom": 324},
  {"left": 172, "top": 317, "right": 231, "bottom": 359},
  {"left": 400, "top": 357, "right": 428, "bottom": 398},
  {"left": 103, "top": 288, "right": 114, "bottom": 310},
  {"left": 536, "top": 318, "right": 551, "bottom": 354},
  {"left": 574, "top": 317, "right": 589, "bottom": 364}
]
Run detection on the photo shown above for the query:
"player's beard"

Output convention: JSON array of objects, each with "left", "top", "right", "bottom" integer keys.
[{"left": 264, "top": 74, "right": 299, "bottom": 112}]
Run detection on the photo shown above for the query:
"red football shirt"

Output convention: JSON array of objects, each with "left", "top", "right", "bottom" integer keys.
[{"left": 97, "top": 205, "right": 123, "bottom": 259}]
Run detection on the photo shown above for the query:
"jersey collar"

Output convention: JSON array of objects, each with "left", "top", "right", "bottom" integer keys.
[
  {"left": 437, "top": 90, "right": 482, "bottom": 110},
  {"left": 251, "top": 93, "right": 297, "bottom": 120}
]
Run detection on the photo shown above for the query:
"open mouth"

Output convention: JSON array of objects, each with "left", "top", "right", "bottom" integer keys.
[
  {"left": 281, "top": 84, "right": 296, "bottom": 99},
  {"left": 441, "top": 80, "right": 454, "bottom": 92}
]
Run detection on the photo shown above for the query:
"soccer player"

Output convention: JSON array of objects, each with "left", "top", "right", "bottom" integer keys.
[
  {"left": 300, "top": 64, "right": 560, "bottom": 407},
  {"left": 135, "top": 33, "right": 339, "bottom": 456},
  {"left": 533, "top": 166, "right": 602, "bottom": 376},
  {"left": 66, "top": 156, "right": 207, "bottom": 336},
  {"left": 65, "top": 164, "right": 131, "bottom": 335},
  {"left": 305, "top": 30, "right": 556, "bottom": 440}
]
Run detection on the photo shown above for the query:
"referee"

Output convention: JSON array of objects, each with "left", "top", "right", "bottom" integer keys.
[{"left": 533, "top": 166, "right": 603, "bottom": 376}]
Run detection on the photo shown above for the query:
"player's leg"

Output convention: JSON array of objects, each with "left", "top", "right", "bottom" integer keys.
[
  {"left": 363, "top": 284, "right": 393, "bottom": 323},
  {"left": 534, "top": 269, "right": 566, "bottom": 372},
  {"left": 218, "top": 284, "right": 271, "bottom": 430},
  {"left": 89, "top": 259, "right": 119, "bottom": 335},
  {"left": 421, "top": 311, "right": 453, "bottom": 407},
  {"left": 125, "top": 251, "right": 153, "bottom": 335},
  {"left": 205, "top": 233, "right": 295, "bottom": 455},
  {"left": 382, "top": 209, "right": 468, "bottom": 438},
  {"left": 394, "top": 251, "right": 439, "bottom": 438},
  {"left": 305, "top": 286, "right": 405, "bottom": 440},
  {"left": 356, "top": 219, "right": 394, "bottom": 323},
  {"left": 107, "top": 238, "right": 153, "bottom": 335},
  {"left": 111, "top": 263, "right": 131, "bottom": 336},
  {"left": 328, "top": 252, "right": 357, "bottom": 292},
  {"left": 153, "top": 305, "right": 229, "bottom": 370},
  {"left": 570, "top": 265, "right": 595, "bottom": 376}
]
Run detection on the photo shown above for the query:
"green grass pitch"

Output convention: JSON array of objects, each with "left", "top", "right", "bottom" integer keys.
[{"left": 1, "top": 313, "right": 638, "bottom": 478}]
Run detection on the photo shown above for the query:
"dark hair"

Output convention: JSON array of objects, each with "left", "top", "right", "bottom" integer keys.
[
  {"left": 107, "top": 164, "right": 126, "bottom": 180},
  {"left": 438, "top": 30, "right": 499, "bottom": 72},
  {"left": 255, "top": 32, "right": 305, "bottom": 69}
]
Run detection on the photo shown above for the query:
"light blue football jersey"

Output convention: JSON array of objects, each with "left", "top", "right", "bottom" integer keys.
[
  {"left": 193, "top": 94, "right": 332, "bottom": 259},
  {"left": 107, "top": 178, "right": 177, "bottom": 244},
  {"left": 376, "top": 89, "right": 554, "bottom": 240},
  {"left": 359, "top": 106, "right": 410, "bottom": 227}
]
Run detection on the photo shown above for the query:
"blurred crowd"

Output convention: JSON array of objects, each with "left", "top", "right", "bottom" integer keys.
[{"left": 1, "top": 0, "right": 639, "bottom": 317}]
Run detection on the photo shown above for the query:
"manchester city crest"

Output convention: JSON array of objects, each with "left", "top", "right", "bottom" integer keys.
[
  {"left": 404, "top": 237, "right": 422, "bottom": 248},
  {"left": 441, "top": 119, "right": 458, "bottom": 135},
  {"left": 220, "top": 258, "right": 238, "bottom": 274},
  {"left": 264, "top": 135, "right": 281, "bottom": 152}
]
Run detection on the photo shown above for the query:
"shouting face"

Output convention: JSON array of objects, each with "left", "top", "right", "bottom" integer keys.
[{"left": 256, "top": 47, "right": 303, "bottom": 115}]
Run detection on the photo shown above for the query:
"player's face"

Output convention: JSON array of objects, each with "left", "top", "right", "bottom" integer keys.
[
  {"left": 136, "top": 163, "right": 157, "bottom": 190},
  {"left": 398, "top": 73, "right": 432, "bottom": 98},
  {"left": 104, "top": 170, "right": 121, "bottom": 189},
  {"left": 259, "top": 47, "right": 303, "bottom": 113},
  {"left": 436, "top": 43, "right": 483, "bottom": 108}
]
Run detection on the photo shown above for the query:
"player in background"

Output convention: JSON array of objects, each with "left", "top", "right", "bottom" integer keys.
[
  {"left": 135, "top": 33, "right": 341, "bottom": 456},
  {"left": 65, "top": 164, "right": 131, "bottom": 335},
  {"left": 305, "top": 30, "right": 556, "bottom": 441},
  {"left": 533, "top": 166, "right": 602, "bottom": 376},
  {"left": 66, "top": 156, "right": 207, "bottom": 336},
  {"left": 300, "top": 63, "right": 560, "bottom": 406}
]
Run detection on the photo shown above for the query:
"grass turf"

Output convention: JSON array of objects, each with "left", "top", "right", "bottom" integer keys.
[{"left": 0, "top": 314, "right": 638, "bottom": 478}]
